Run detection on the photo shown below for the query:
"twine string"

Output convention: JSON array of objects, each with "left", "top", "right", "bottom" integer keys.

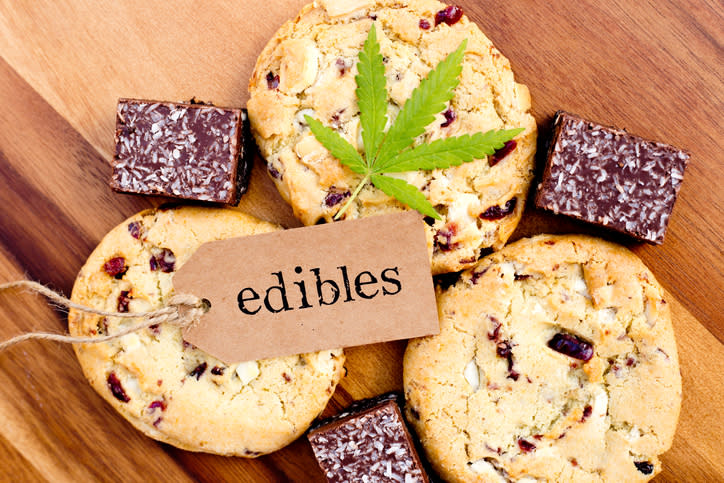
[{"left": 0, "top": 280, "right": 206, "bottom": 352}]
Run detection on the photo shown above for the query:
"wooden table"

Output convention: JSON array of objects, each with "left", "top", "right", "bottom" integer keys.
[{"left": 0, "top": 1, "right": 722, "bottom": 481}]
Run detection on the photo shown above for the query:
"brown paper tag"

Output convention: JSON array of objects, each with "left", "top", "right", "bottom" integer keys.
[{"left": 173, "top": 211, "right": 439, "bottom": 363}]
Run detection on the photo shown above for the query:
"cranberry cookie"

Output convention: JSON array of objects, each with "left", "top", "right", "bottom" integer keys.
[
  {"left": 403, "top": 235, "right": 681, "bottom": 482},
  {"left": 69, "top": 207, "right": 345, "bottom": 456},
  {"left": 248, "top": 0, "right": 537, "bottom": 274}
]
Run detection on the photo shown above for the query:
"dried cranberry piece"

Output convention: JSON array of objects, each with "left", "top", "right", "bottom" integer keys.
[
  {"left": 518, "top": 439, "right": 536, "bottom": 452},
  {"left": 490, "top": 140, "right": 517, "bottom": 166},
  {"left": 282, "top": 372, "right": 291, "bottom": 382},
  {"left": 103, "top": 257, "right": 127, "bottom": 278},
  {"left": 470, "top": 266, "right": 490, "bottom": 285},
  {"left": 107, "top": 372, "right": 130, "bottom": 402},
  {"left": 150, "top": 248, "right": 175, "bottom": 273},
  {"left": 496, "top": 341, "right": 512, "bottom": 358},
  {"left": 268, "top": 163, "right": 282, "bottom": 180},
  {"left": 479, "top": 198, "right": 517, "bottom": 220},
  {"left": 548, "top": 333, "right": 594, "bottom": 361},
  {"left": 419, "top": 19, "right": 431, "bottom": 29},
  {"left": 128, "top": 221, "right": 144, "bottom": 239},
  {"left": 434, "top": 223, "right": 460, "bottom": 251},
  {"left": 190, "top": 362, "right": 208, "bottom": 380},
  {"left": 117, "top": 290, "right": 131, "bottom": 313},
  {"left": 148, "top": 399, "right": 167, "bottom": 411},
  {"left": 496, "top": 339, "right": 519, "bottom": 379},
  {"left": 324, "top": 189, "right": 351, "bottom": 207},
  {"left": 211, "top": 366, "right": 225, "bottom": 376},
  {"left": 266, "top": 71, "right": 280, "bottom": 90},
  {"left": 335, "top": 58, "right": 347, "bottom": 76},
  {"left": 485, "top": 444, "right": 502, "bottom": 455},
  {"left": 441, "top": 109, "right": 456, "bottom": 127},
  {"left": 634, "top": 461, "right": 654, "bottom": 475},
  {"left": 487, "top": 317, "right": 501, "bottom": 341},
  {"left": 435, "top": 5, "right": 463, "bottom": 26},
  {"left": 581, "top": 405, "right": 593, "bottom": 422},
  {"left": 153, "top": 417, "right": 162, "bottom": 428}
]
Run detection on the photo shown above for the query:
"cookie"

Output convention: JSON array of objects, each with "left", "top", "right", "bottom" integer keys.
[
  {"left": 69, "top": 207, "right": 345, "bottom": 456},
  {"left": 403, "top": 235, "right": 681, "bottom": 482},
  {"left": 247, "top": 0, "right": 537, "bottom": 274}
]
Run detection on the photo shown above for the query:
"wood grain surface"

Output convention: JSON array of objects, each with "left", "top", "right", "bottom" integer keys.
[{"left": 0, "top": 0, "right": 722, "bottom": 481}]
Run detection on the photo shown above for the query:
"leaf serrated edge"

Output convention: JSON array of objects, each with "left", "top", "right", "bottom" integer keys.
[
  {"left": 370, "top": 174, "right": 440, "bottom": 219},
  {"left": 374, "top": 39, "right": 468, "bottom": 171},
  {"left": 382, "top": 127, "right": 525, "bottom": 172},
  {"left": 355, "top": 23, "right": 388, "bottom": 163},
  {"left": 305, "top": 115, "right": 367, "bottom": 175}
]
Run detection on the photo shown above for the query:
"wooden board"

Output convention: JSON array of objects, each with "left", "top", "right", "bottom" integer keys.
[{"left": 0, "top": 0, "right": 722, "bottom": 481}]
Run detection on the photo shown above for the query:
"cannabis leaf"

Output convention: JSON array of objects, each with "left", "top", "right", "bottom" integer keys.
[{"left": 306, "top": 23, "right": 524, "bottom": 220}]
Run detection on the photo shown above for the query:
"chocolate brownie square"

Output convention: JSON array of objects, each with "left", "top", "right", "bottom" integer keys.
[
  {"left": 111, "top": 98, "right": 251, "bottom": 204},
  {"left": 535, "top": 111, "right": 689, "bottom": 244}
]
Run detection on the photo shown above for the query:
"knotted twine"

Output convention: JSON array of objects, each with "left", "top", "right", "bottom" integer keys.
[{"left": 0, "top": 280, "right": 207, "bottom": 353}]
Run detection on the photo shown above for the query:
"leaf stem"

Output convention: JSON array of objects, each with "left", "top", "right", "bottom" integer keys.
[{"left": 334, "top": 174, "right": 370, "bottom": 220}]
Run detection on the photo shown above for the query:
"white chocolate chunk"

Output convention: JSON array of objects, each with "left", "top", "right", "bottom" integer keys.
[
  {"left": 318, "top": 0, "right": 374, "bottom": 17},
  {"left": 597, "top": 307, "right": 617, "bottom": 326},
  {"left": 295, "top": 132, "right": 325, "bottom": 160},
  {"left": 280, "top": 39, "right": 319, "bottom": 94},
  {"left": 626, "top": 425, "right": 641, "bottom": 441},
  {"left": 124, "top": 375, "right": 141, "bottom": 397},
  {"left": 121, "top": 333, "right": 141, "bottom": 352},
  {"left": 469, "top": 459, "right": 507, "bottom": 482},
  {"left": 447, "top": 193, "right": 480, "bottom": 226},
  {"left": 573, "top": 277, "right": 590, "bottom": 298},
  {"left": 128, "top": 298, "right": 152, "bottom": 313},
  {"left": 463, "top": 359, "right": 480, "bottom": 390},
  {"left": 235, "top": 360, "right": 260, "bottom": 385}
]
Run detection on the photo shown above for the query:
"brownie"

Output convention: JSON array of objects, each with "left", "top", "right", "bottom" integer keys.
[
  {"left": 308, "top": 393, "right": 429, "bottom": 482},
  {"left": 111, "top": 98, "right": 251, "bottom": 204},
  {"left": 535, "top": 111, "right": 689, "bottom": 244}
]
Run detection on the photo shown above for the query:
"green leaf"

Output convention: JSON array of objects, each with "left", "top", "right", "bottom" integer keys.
[
  {"left": 382, "top": 128, "right": 525, "bottom": 172},
  {"left": 370, "top": 174, "right": 440, "bottom": 219},
  {"left": 374, "top": 39, "right": 468, "bottom": 171},
  {"left": 305, "top": 115, "right": 367, "bottom": 175},
  {"left": 304, "top": 32, "right": 526, "bottom": 222},
  {"left": 356, "top": 24, "right": 388, "bottom": 161}
]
